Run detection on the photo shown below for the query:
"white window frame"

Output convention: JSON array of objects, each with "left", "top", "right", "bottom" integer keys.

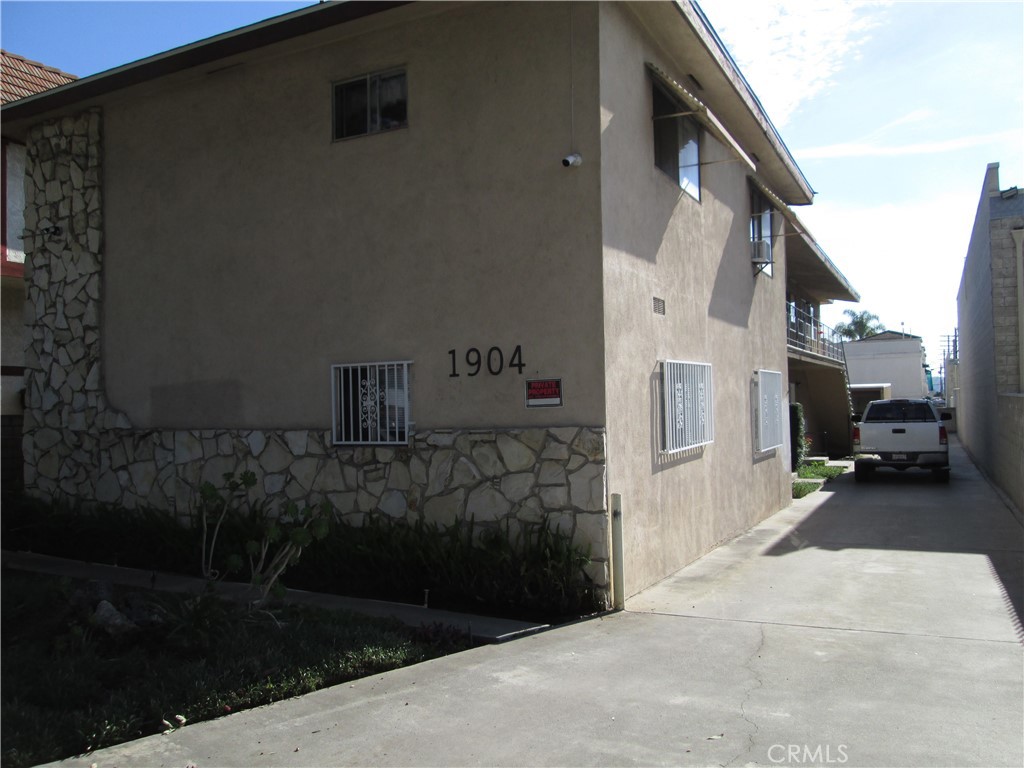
[
  {"left": 652, "top": 80, "right": 701, "bottom": 201},
  {"left": 331, "top": 361, "right": 412, "bottom": 446},
  {"left": 756, "top": 369, "right": 784, "bottom": 452},
  {"left": 332, "top": 68, "right": 408, "bottom": 141},
  {"left": 751, "top": 187, "right": 774, "bottom": 277},
  {"left": 662, "top": 360, "right": 714, "bottom": 453}
]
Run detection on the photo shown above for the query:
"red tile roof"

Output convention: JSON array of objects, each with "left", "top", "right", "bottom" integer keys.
[{"left": 1, "top": 50, "right": 77, "bottom": 104}]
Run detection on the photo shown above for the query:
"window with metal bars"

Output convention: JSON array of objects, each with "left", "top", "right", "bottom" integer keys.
[
  {"left": 331, "top": 361, "right": 411, "bottom": 445},
  {"left": 756, "top": 369, "right": 784, "bottom": 451},
  {"left": 661, "top": 360, "right": 714, "bottom": 453}
]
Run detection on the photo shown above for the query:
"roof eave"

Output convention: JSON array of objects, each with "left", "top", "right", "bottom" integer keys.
[
  {"left": 1, "top": 1, "right": 409, "bottom": 128},
  {"left": 670, "top": 0, "right": 815, "bottom": 205}
]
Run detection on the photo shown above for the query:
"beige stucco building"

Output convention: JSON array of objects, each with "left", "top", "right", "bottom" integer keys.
[{"left": 1, "top": 1, "right": 854, "bottom": 601}]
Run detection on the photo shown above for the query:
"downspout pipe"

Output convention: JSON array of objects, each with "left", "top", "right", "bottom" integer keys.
[{"left": 611, "top": 493, "right": 624, "bottom": 610}]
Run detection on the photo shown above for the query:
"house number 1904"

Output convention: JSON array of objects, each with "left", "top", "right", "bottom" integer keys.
[{"left": 448, "top": 346, "right": 524, "bottom": 377}]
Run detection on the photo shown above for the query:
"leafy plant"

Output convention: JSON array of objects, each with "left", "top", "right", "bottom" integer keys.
[
  {"left": 196, "top": 472, "right": 330, "bottom": 606},
  {"left": 197, "top": 474, "right": 249, "bottom": 582},
  {"left": 789, "top": 402, "right": 808, "bottom": 470},
  {"left": 244, "top": 499, "right": 331, "bottom": 604},
  {"left": 290, "top": 513, "right": 599, "bottom": 621},
  {"left": 792, "top": 481, "right": 821, "bottom": 499}
]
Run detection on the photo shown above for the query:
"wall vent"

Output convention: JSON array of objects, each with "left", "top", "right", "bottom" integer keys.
[{"left": 653, "top": 297, "right": 666, "bottom": 315}]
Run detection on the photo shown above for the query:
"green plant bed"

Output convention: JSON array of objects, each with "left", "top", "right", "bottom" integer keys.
[
  {"left": 1, "top": 492, "right": 601, "bottom": 622},
  {"left": 2, "top": 494, "right": 196, "bottom": 569},
  {"left": 288, "top": 515, "right": 600, "bottom": 623},
  {"left": 797, "top": 464, "right": 847, "bottom": 481},
  {"left": 0, "top": 570, "right": 467, "bottom": 768},
  {"left": 792, "top": 481, "right": 822, "bottom": 499}
]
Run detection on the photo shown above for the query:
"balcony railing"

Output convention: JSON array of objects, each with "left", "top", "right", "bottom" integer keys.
[{"left": 787, "top": 303, "right": 845, "bottom": 363}]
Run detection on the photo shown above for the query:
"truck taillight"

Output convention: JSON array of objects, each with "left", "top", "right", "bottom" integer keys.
[
  {"left": 852, "top": 426, "right": 860, "bottom": 445},
  {"left": 939, "top": 425, "right": 948, "bottom": 445}
]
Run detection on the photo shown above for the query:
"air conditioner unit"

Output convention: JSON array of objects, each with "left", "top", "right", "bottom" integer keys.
[{"left": 751, "top": 239, "right": 773, "bottom": 265}]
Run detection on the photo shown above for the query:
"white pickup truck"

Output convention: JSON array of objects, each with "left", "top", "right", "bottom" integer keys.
[{"left": 852, "top": 398, "right": 952, "bottom": 483}]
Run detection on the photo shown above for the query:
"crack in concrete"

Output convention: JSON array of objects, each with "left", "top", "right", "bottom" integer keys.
[
  {"left": 629, "top": 607, "right": 1021, "bottom": 644},
  {"left": 724, "top": 622, "right": 767, "bottom": 768}
]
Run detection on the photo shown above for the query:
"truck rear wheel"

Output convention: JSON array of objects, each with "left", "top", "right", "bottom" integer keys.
[{"left": 854, "top": 463, "right": 873, "bottom": 483}]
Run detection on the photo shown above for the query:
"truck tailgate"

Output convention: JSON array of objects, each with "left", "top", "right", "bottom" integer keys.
[{"left": 859, "top": 422, "right": 942, "bottom": 453}]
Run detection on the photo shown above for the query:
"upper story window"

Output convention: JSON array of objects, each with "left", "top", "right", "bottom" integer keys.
[
  {"left": 332, "top": 69, "right": 407, "bottom": 141},
  {"left": 750, "top": 186, "right": 774, "bottom": 276},
  {"left": 652, "top": 80, "right": 701, "bottom": 200}
]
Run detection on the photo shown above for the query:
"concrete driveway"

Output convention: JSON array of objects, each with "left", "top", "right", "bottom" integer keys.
[{"left": 50, "top": 439, "right": 1023, "bottom": 768}]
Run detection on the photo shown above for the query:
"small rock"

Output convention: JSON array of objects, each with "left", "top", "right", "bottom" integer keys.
[{"left": 91, "top": 599, "right": 138, "bottom": 635}]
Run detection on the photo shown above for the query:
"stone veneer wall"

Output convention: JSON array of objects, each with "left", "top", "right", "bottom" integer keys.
[{"left": 20, "top": 109, "right": 610, "bottom": 598}]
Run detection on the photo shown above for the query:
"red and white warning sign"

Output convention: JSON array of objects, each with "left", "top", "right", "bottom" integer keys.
[{"left": 526, "top": 378, "right": 562, "bottom": 408}]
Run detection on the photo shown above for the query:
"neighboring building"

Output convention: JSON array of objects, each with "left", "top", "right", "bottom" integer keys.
[
  {"left": 844, "top": 331, "right": 929, "bottom": 400},
  {"left": 956, "top": 163, "right": 1023, "bottom": 514},
  {"left": 849, "top": 383, "right": 891, "bottom": 421},
  {"left": 1, "top": 51, "right": 77, "bottom": 492},
  {"left": 783, "top": 222, "right": 859, "bottom": 457},
  {"left": 1, "top": 1, "right": 853, "bottom": 601}
]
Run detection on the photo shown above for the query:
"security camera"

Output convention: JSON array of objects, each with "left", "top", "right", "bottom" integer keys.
[{"left": 562, "top": 153, "right": 582, "bottom": 168}]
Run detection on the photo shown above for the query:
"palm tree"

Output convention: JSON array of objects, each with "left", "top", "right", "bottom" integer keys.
[{"left": 834, "top": 309, "right": 885, "bottom": 340}]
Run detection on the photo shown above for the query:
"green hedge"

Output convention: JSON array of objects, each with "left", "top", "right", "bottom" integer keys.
[{"left": 789, "top": 402, "right": 807, "bottom": 471}]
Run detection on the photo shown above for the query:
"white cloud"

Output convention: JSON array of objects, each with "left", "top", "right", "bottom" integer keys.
[
  {"left": 802, "top": 193, "right": 973, "bottom": 366},
  {"left": 795, "top": 130, "right": 1021, "bottom": 160},
  {"left": 870, "top": 109, "right": 937, "bottom": 135},
  {"left": 697, "top": 0, "right": 887, "bottom": 127}
]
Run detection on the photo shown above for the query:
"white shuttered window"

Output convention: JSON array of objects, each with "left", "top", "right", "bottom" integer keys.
[
  {"left": 756, "top": 369, "right": 784, "bottom": 451},
  {"left": 662, "top": 360, "right": 714, "bottom": 453}
]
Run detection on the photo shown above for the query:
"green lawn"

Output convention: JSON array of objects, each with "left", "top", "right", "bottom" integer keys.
[
  {"left": 792, "top": 463, "right": 848, "bottom": 499},
  {"left": 797, "top": 463, "right": 848, "bottom": 481},
  {"left": 1, "top": 571, "right": 468, "bottom": 768},
  {"left": 792, "top": 480, "right": 823, "bottom": 499}
]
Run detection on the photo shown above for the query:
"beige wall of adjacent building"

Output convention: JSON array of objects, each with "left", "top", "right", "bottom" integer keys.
[
  {"left": 957, "top": 163, "right": 1023, "bottom": 515},
  {"left": 101, "top": 1, "right": 607, "bottom": 432},
  {"left": 597, "top": 3, "right": 791, "bottom": 596}
]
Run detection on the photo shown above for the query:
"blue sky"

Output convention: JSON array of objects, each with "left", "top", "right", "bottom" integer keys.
[
  {"left": 699, "top": 0, "right": 1023, "bottom": 375},
  {"left": 3, "top": 0, "right": 1022, "bottom": 376}
]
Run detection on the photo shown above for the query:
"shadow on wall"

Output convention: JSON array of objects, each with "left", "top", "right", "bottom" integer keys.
[
  {"left": 763, "top": 451, "right": 1024, "bottom": 641},
  {"left": 706, "top": 216, "right": 757, "bottom": 331}
]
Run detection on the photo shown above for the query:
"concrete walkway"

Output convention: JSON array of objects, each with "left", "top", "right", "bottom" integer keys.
[{"left": 43, "top": 438, "right": 1023, "bottom": 767}]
